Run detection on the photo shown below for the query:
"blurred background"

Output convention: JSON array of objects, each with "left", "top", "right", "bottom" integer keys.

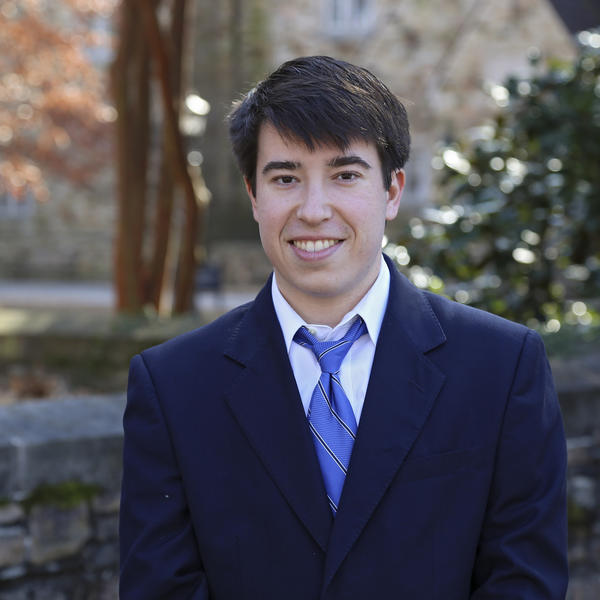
[{"left": 0, "top": 1, "right": 599, "bottom": 598}]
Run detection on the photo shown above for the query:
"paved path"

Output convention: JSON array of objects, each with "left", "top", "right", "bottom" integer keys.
[{"left": 0, "top": 280, "right": 257, "bottom": 312}]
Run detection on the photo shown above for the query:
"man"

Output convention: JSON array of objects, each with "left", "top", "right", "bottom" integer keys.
[{"left": 120, "top": 56, "right": 567, "bottom": 598}]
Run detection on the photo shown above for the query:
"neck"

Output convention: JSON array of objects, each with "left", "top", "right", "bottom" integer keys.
[
  {"left": 286, "top": 298, "right": 353, "bottom": 329},
  {"left": 276, "top": 276, "right": 378, "bottom": 328}
]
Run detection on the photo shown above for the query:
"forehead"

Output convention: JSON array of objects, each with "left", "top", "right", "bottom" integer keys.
[{"left": 256, "top": 122, "right": 379, "bottom": 165}]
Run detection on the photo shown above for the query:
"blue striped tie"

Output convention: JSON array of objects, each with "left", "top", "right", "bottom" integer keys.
[{"left": 293, "top": 317, "right": 367, "bottom": 514}]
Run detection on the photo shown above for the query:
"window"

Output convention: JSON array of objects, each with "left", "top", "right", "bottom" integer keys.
[{"left": 324, "top": 0, "right": 376, "bottom": 38}]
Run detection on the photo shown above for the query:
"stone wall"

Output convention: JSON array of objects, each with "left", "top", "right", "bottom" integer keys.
[
  {"left": 0, "top": 364, "right": 599, "bottom": 598},
  {"left": 567, "top": 434, "right": 600, "bottom": 597},
  {"left": 0, "top": 174, "right": 115, "bottom": 281},
  {"left": 554, "top": 352, "right": 600, "bottom": 597},
  {"left": 0, "top": 395, "right": 123, "bottom": 599}
]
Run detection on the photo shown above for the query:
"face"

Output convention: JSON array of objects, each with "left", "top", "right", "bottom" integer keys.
[{"left": 246, "top": 122, "right": 404, "bottom": 323}]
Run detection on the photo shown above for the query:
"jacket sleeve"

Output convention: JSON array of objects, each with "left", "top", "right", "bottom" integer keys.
[
  {"left": 119, "top": 353, "right": 210, "bottom": 600},
  {"left": 471, "top": 329, "right": 568, "bottom": 598}
]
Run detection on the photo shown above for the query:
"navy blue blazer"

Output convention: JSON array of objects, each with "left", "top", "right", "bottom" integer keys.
[{"left": 120, "top": 256, "right": 568, "bottom": 599}]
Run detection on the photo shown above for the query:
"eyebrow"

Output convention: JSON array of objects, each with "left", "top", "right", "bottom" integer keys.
[
  {"left": 262, "top": 160, "right": 299, "bottom": 174},
  {"left": 261, "top": 155, "right": 372, "bottom": 175},
  {"left": 328, "top": 155, "right": 372, "bottom": 170}
]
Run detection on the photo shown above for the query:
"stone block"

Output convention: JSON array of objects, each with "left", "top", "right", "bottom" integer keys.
[
  {"left": 553, "top": 354, "right": 600, "bottom": 437},
  {"left": 0, "top": 582, "right": 29, "bottom": 599},
  {"left": 92, "top": 491, "right": 120, "bottom": 516},
  {"left": 0, "top": 504, "right": 24, "bottom": 525},
  {"left": 567, "top": 436, "right": 600, "bottom": 468},
  {"left": 85, "top": 573, "right": 119, "bottom": 600},
  {"left": 0, "top": 526, "right": 26, "bottom": 568},
  {"left": 0, "top": 564, "right": 26, "bottom": 582},
  {"left": 567, "top": 575, "right": 600, "bottom": 600},
  {"left": 570, "top": 476, "right": 597, "bottom": 512},
  {"left": 29, "top": 502, "right": 91, "bottom": 565},
  {"left": 0, "top": 395, "right": 125, "bottom": 498},
  {"left": 0, "top": 573, "right": 90, "bottom": 600},
  {"left": 589, "top": 534, "right": 600, "bottom": 563},
  {"left": 83, "top": 541, "right": 118, "bottom": 570},
  {"left": 568, "top": 536, "right": 589, "bottom": 567},
  {"left": 94, "top": 514, "right": 119, "bottom": 543},
  {"left": 0, "top": 441, "right": 15, "bottom": 499}
]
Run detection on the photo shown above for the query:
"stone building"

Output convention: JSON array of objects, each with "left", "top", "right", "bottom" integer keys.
[{"left": 0, "top": 0, "right": 576, "bottom": 283}]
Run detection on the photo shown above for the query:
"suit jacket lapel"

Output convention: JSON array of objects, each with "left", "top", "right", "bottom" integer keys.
[
  {"left": 223, "top": 278, "right": 332, "bottom": 552},
  {"left": 323, "top": 258, "right": 447, "bottom": 588}
]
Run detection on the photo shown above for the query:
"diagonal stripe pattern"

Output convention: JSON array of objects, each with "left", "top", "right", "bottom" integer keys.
[{"left": 294, "top": 317, "right": 367, "bottom": 514}]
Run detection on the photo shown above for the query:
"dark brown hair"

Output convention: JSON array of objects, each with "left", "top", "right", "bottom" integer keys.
[{"left": 228, "top": 55, "right": 410, "bottom": 194}]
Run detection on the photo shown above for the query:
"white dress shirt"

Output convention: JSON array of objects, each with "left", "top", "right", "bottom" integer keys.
[{"left": 271, "top": 256, "right": 390, "bottom": 425}]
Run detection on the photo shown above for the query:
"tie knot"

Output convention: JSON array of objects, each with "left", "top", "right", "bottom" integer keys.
[{"left": 293, "top": 317, "right": 367, "bottom": 374}]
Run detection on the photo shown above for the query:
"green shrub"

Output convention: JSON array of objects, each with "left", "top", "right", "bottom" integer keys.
[{"left": 390, "top": 31, "right": 600, "bottom": 328}]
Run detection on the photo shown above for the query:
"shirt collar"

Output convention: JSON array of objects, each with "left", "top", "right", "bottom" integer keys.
[{"left": 271, "top": 255, "right": 390, "bottom": 353}]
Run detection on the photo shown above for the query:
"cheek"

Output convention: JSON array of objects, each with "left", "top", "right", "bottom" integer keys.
[
  {"left": 256, "top": 212, "right": 282, "bottom": 244},
  {"left": 348, "top": 199, "right": 387, "bottom": 232}
]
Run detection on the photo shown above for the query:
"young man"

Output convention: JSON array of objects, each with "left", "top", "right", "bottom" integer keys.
[{"left": 120, "top": 56, "right": 567, "bottom": 599}]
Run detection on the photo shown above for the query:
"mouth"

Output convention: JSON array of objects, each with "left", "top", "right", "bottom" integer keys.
[{"left": 291, "top": 239, "right": 340, "bottom": 253}]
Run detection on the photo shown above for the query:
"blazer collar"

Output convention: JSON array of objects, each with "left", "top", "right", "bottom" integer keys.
[{"left": 223, "top": 277, "right": 333, "bottom": 551}]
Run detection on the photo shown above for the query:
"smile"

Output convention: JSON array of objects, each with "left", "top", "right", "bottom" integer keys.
[{"left": 292, "top": 239, "right": 339, "bottom": 252}]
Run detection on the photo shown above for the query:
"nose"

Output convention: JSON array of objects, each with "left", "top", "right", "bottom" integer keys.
[{"left": 295, "top": 181, "right": 333, "bottom": 224}]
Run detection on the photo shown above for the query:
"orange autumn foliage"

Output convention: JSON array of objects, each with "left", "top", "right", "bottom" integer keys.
[{"left": 0, "top": 0, "right": 117, "bottom": 201}]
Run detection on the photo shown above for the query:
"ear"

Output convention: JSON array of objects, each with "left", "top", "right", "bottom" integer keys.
[
  {"left": 244, "top": 177, "right": 259, "bottom": 222},
  {"left": 385, "top": 169, "right": 405, "bottom": 221}
]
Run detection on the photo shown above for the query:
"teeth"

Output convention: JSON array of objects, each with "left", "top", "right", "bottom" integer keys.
[{"left": 293, "top": 239, "right": 337, "bottom": 252}]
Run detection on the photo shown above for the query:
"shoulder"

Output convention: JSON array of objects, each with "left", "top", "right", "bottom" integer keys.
[
  {"left": 424, "top": 290, "right": 528, "bottom": 342},
  {"left": 386, "top": 258, "right": 533, "bottom": 356},
  {"left": 419, "top": 290, "right": 547, "bottom": 374}
]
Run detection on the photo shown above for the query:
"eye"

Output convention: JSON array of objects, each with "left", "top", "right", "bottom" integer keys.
[
  {"left": 272, "top": 175, "right": 297, "bottom": 185},
  {"left": 335, "top": 171, "right": 360, "bottom": 182}
]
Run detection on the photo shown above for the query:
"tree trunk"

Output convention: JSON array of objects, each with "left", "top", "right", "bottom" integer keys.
[
  {"left": 145, "top": 0, "right": 186, "bottom": 310},
  {"left": 112, "top": 0, "right": 209, "bottom": 314},
  {"left": 137, "top": 0, "right": 206, "bottom": 314},
  {"left": 112, "top": 1, "right": 150, "bottom": 313}
]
